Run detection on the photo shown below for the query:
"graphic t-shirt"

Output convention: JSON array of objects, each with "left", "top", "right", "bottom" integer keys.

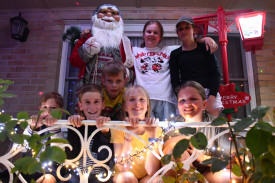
[{"left": 133, "top": 46, "right": 178, "bottom": 104}]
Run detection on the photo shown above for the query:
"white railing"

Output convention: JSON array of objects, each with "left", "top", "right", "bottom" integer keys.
[{"left": 1, "top": 120, "right": 242, "bottom": 183}]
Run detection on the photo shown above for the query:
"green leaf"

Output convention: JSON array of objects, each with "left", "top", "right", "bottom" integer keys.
[
  {"left": 210, "top": 159, "right": 228, "bottom": 173},
  {"left": 0, "top": 99, "right": 4, "bottom": 106},
  {"left": 190, "top": 132, "right": 208, "bottom": 150},
  {"left": 50, "top": 109, "right": 62, "bottom": 119},
  {"left": 173, "top": 139, "right": 189, "bottom": 159},
  {"left": 233, "top": 116, "right": 254, "bottom": 132},
  {"left": 0, "top": 85, "right": 8, "bottom": 92},
  {"left": 12, "top": 157, "right": 42, "bottom": 174},
  {"left": 20, "top": 121, "right": 29, "bottom": 129},
  {"left": 40, "top": 146, "right": 66, "bottom": 163},
  {"left": 162, "top": 176, "right": 176, "bottom": 183},
  {"left": 268, "top": 136, "right": 275, "bottom": 157},
  {"left": 30, "top": 180, "right": 37, "bottom": 183},
  {"left": 260, "top": 158, "right": 275, "bottom": 176},
  {"left": 211, "top": 117, "right": 227, "bottom": 126},
  {"left": 232, "top": 164, "right": 242, "bottom": 177},
  {"left": 8, "top": 133, "right": 24, "bottom": 144},
  {"left": 188, "top": 173, "right": 199, "bottom": 182},
  {"left": 0, "top": 114, "right": 12, "bottom": 123},
  {"left": 45, "top": 138, "right": 68, "bottom": 146},
  {"left": 0, "top": 131, "right": 7, "bottom": 142},
  {"left": 175, "top": 162, "right": 183, "bottom": 171},
  {"left": 161, "top": 154, "right": 171, "bottom": 165},
  {"left": 255, "top": 122, "right": 275, "bottom": 133},
  {"left": 40, "top": 133, "right": 55, "bottom": 141},
  {"left": 62, "top": 109, "right": 71, "bottom": 116},
  {"left": 246, "top": 127, "right": 272, "bottom": 158},
  {"left": 5, "top": 120, "right": 18, "bottom": 129},
  {"left": 250, "top": 106, "right": 270, "bottom": 119},
  {"left": 179, "top": 127, "right": 196, "bottom": 135},
  {"left": 0, "top": 93, "right": 16, "bottom": 98},
  {"left": 17, "top": 112, "right": 29, "bottom": 120},
  {"left": 201, "top": 157, "right": 218, "bottom": 165},
  {"left": 27, "top": 134, "right": 42, "bottom": 149},
  {"left": 0, "top": 79, "right": 14, "bottom": 84}
]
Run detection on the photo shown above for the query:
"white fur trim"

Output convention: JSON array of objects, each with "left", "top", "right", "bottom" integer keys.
[{"left": 122, "top": 35, "right": 134, "bottom": 68}]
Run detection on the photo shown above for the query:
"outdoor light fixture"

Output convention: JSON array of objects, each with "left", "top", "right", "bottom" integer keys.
[
  {"left": 235, "top": 11, "right": 266, "bottom": 53},
  {"left": 10, "top": 13, "right": 29, "bottom": 42}
]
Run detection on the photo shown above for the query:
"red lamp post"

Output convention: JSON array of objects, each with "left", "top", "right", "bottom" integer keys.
[{"left": 193, "top": 6, "right": 266, "bottom": 121}]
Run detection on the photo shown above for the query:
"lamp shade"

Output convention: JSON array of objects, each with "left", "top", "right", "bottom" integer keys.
[
  {"left": 10, "top": 13, "right": 29, "bottom": 42},
  {"left": 235, "top": 11, "right": 266, "bottom": 52}
]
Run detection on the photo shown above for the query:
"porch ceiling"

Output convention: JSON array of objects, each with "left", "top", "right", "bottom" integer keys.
[{"left": 1, "top": 0, "right": 274, "bottom": 11}]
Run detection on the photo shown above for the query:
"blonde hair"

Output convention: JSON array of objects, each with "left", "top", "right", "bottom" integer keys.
[{"left": 121, "top": 85, "right": 151, "bottom": 120}]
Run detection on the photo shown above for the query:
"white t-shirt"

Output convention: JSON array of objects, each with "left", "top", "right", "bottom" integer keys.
[{"left": 133, "top": 46, "right": 179, "bottom": 104}]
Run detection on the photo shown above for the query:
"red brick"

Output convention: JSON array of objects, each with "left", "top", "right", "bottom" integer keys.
[
  {"left": 10, "top": 49, "right": 27, "bottom": 54},
  {"left": 15, "top": 67, "right": 32, "bottom": 72}
]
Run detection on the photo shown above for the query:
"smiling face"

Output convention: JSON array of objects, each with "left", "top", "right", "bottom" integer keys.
[
  {"left": 143, "top": 23, "right": 163, "bottom": 48},
  {"left": 177, "top": 86, "right": 207, "bottom": 122},
  {"left": 124, "top": 88, "right": 149, "bottom": 119},
  {"left": 78, "top": 92, "right": 105, "bottom": 120},
  {"left": 97, "top": 6, "right": 120, "bottom": 22},
  {"left": 102, "top": 72, "right": 126, "bottom": 100}
]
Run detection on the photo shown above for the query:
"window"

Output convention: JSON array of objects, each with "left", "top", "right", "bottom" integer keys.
[{"left": 59, "top": 23, "right": 255, "bottom": 119}]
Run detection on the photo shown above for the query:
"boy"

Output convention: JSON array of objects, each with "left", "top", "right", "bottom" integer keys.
[{"left": 101, "top": 61, "right": 128, "bottom": 120}]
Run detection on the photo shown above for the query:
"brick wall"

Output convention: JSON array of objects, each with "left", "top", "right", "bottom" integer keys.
[{"left": 0, "top": 7, "right": 275, "bottom": 116}]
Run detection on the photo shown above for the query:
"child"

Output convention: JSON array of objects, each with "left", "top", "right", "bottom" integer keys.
[
  {"left": 133, "top": 20, "right": 218, "bottom": 121},
  {"left": 169, "top": 17, "right": 223, "bottom": 117},
  {"left": 163, "top": 81, "right": 237, "bottom": 181},
  {"left": 101, "top": 61, "right": 127, "bottom": 120},
  {"left": 23, "top": 92, "right": 65, "bottom": 183},
  {"left": 111, "top": 85, "right": 162, "bottom": 183},
  {"left": 66, "top": 84, "right": 112, "bottom": 183}
]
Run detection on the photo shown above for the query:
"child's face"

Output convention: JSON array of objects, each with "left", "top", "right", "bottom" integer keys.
[
  {"left": 39, "top": 98, "right": 59, "bottom": 117},
  {"left": 177, "top": 87, "right": 207, "bottom": 120},
  {"left": 125, "top": 89, "right": 148, "bottom": 119},
  {"left": 176, "top": 22, "right": 194, "bottom": 42},
  {"left": 144, "top": 23, "right": 162, "bottom": 48},
  {"left": 79, "top": 92, "right": 105, "bottom": 120},
  {"left": 102, "top": 72, "right": 126, "bottom": 100}
]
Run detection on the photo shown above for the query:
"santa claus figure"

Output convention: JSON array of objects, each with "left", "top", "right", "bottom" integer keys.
[{"left": 70, "top": 4, "right": 134, "bottom": 86}]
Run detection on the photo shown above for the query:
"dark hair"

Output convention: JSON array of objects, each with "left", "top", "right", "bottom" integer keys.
[
  {"left": 121, "top": 85, "right": 151, "bottom": 120},
  {"left": 102, "top": 61, "right": 126, "bottom": 79},
  {"left": 78, "top": 84, "right": 104, "bottom": 117},
  {"left": 140, "top": 20, "right": 164, "bottom": 48},
  {"left": 176, "top": 81, "right": 206, "bottom": 100},
  {"left": 40, "top": 92, "right": 63, "bottom": 108}
]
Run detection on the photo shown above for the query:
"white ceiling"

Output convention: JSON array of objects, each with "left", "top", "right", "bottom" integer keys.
[{"left": 1, "top": 0, "right": 275, "bottom": 11}]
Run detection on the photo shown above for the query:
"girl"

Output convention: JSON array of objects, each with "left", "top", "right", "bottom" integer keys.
[
  {"left": 111, "top": 85, "right": 162, "bottom": 183},
  {"left": 163, "top": 81, "right": 238, "bottom": 182},
  {"left": 133, "top": 20, "right": 218, "bottom": 121},
  {"left": 66, "top": 84, "right": 112, "bottom": 183},
  {"left": 169, "top": 17, "right": 223, "bottom": 117}
]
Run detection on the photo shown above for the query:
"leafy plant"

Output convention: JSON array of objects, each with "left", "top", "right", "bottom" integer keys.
[
  {"left": 0, "top": 79, "right": 68, "bottom": 183},
  {"left": 162, "top": 106, "right": 275, "bottom": 183}
]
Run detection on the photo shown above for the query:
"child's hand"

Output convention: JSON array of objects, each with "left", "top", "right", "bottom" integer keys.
[
  {"left": 43, "top": 115, "right": 58, "bottom": 127},
  {"left": 125, "top": 117, "right": 144, "bottom": 135},
  {"left": 30, "top": 115, "right": 43, "bottom": 130},
  {"left": 96, "top": 116, "right": 111, "bottom": 134},
  {"left": 206, "top": 95, "right": 215, "bottom": 114},
  {"left": 68, "top": 115, "right": 84, "bottom": 127},
  {"left": 143, "top": 117, "right": 158, "bottom": 138}
]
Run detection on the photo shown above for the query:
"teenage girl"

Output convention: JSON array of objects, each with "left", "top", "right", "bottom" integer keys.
[
  {"left": 133, "top": 20, "right": 218, "bottom": 121},
  {"left": 111, "top": 85, "right": 162, "bottom": 183}
]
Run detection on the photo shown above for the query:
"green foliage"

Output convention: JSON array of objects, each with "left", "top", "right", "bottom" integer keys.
[
  {"left": 211, "top": 117, "right": 227, "bottom": 126},
  {"left": 190, "top": 132, "right": 207, "bottom": 150},
  {"left": 40, "top": 146, "right": 66, "bottom": 163},
  {"left": 161, "top": 154, "right": 172, "bottom": 164},
  {"left": 12, "top": 157, "right": 42, "bottom": 174},
  {"left": 179, "top": 127, "right": 196, "bottom": 135},
  {"left": 162, "top": 176, "right": 176, "bottom": 183},
  {"left": 231, "top": 164, "right": 242, "bottom": 177},
  {"left": 173, "top": 139, "right": 189, "bottom": 159}
]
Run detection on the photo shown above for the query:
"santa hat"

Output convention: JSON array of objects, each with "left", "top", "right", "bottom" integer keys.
[{"left": 93, "top": 4, "right": 121, "bottom": 16}]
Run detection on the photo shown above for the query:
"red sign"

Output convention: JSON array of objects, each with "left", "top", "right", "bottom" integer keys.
[{"left": 219, "top": 83, "right": 251, "bottom": 112}]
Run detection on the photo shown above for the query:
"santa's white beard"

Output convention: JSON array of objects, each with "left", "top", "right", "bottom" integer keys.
[{"left": 92, "top": 15, "right": 124, "bottom": 48}]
